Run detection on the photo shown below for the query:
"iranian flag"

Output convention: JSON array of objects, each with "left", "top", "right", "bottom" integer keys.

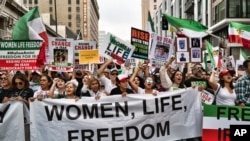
[
  {"left": 205, "top": 40, "right": 216, "bottom": 69},
  {"left": 203, "top": 104, "right": 250, "bottom": 141},
  {"left": 163, "top": 14, "right": 208, "bottom": 37},
  {"left": 228, "top": 22, "right": 250, "bottom": 48},
  {"left": 12, "top": 7, "right": 48, "bottom": 67},
  {"left": 147, "top": 11, "right": 155, "bottom": 33},
  {"left": 240, "top": 48, "right": 248, "bottom": 61}
]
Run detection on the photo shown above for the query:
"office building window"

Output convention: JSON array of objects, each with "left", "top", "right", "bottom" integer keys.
[
  {"left": 154, "top": 0, "right": 157, "bottom": 2},
  {"left": 76, "top": 0, "right": 80, "bottom": 4},
  {"left": 29, "top": 0, "right": 32, "bottom": 4},
  {"left": 49, "top": 0, "right": 52, "bottom": 4},
  {"left": 76, "top": 22, "right": 80, "bottom": 28},
  {"left": 24, "top": 0, "right": 27, "bottom": 4},
  {"left": 49, "top": 7, "right": 53, "bottom": 12},
  {"left": 213, "top": 0, "right": 225, "bottom": 23},
  {"left": 68, "top": 22, "right": 71, "bottom": 27},
  {"left": 68, "top": 7, "right": 71, "bottom": 12},
  {"left": 76, "top": 7, "right": 80, "bottom": 12},
  {"left": 34, "top": 0, "right": 38, "bottom": 4},
  {"left": 68, "top": 0, "right": 71, "bottom": 4},
  {"left": 228, "top": 0, "right": 240, "bottom": 18},
  {"left": 154, "top": 5, "right": 157, "bottom": 10},
  {"left": 68, "top": 15, "right": 71, "bottom": 20}
]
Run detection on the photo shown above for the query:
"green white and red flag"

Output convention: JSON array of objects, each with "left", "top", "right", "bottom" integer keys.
[
  {"left": 163, "top": 14, "right": 208, "bottom": 37},
  {"left": 12, "top": 7, "right": 48, "bottom": 67},
  {"left": 228, "top": 22, "right": 250, "bottom": 48}
]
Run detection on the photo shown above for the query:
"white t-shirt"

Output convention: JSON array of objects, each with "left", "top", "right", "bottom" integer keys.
[
  {"left": 137, "top": 87, "right": 159, "bottom": 95},
  {"left": 215, "top": 84, "right": 236, "bottom": 106},
  {"left": 99, "top": 75, "right": 117, "bottom": 94}
]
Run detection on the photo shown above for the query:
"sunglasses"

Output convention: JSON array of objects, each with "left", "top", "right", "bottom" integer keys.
[
  {"left": 15, "top": 82, "right": 24, "bottom": 85},
  {"left": 146, "top": 79, "right": 153, "bottom": 83},
  {"left": 0, "top": 77, "right": 7, "bottom": 80},
  {"left": 111, "top": 73, "right": 118, "bottom": 75}
]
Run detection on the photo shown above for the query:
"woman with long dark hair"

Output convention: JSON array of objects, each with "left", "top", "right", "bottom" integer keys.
[{"left": 209, "top": 70, "right": 236, "bottom": 106}]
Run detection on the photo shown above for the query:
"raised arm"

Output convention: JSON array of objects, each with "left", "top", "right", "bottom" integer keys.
[
  {"left": 129, "top": 67, "right": 140, "bottom": 93},
  {"left": 208, "top": 71, "right": 219, "bottom": 91},
  {"left": 97, "top": 58, "right": 113, "bottom": 77}
]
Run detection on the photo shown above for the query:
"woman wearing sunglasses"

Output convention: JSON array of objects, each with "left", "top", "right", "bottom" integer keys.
[
  {"left": 0, "top": 73, "right": 14, "bottom": 103},
  {"left": 129, "top": 67, "right": 158, "bottom": 96},
  {"left": 9, "top": 73, "right": 34, "bottom": 105}
]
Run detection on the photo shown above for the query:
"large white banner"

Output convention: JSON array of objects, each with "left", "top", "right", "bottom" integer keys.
[
  {"left": 30, "top": 88, "right": 202, "bottom": 141},
  {"left": 0, "top": 101, "right": 25, "bottom": 141}
]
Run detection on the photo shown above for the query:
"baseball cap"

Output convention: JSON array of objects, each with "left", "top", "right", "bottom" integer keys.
[
  {"left": 118, "top": 74, "right": 128, "bottom": 82},
  {"left": 32, "top": 70, "right": 42, "bottom": 75},
  {"left": 219, "top": 70, "right": 235, "bottom": 78},
  {"left": 110, "top": 68, "right": 118, "bottom": 73}
]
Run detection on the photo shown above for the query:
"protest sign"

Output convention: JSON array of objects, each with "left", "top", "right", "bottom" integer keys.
[
  {"left": 79, "top": 49, "right": 99, "bottom": 64},
  {"left": 149, "top": 35, "right": 174, "bottom": 68},
  {"left": 203, "top": 104, "right": 250, "bottom": 141},
  {"left": 0, "top": 101, "right": 25, "bottom": 141},
  {"left": 48, "top": 37, "right": 74, "bottom": 72},
  {"left": 99, "top": 33, "right": 135, "bottom": 65},
  {"left": 131, "top": 27, "right": 150, "bottom": 60},
  {"left": 200, "top": 90, "right": 215, "bottom": 105},
  {"left": 30, "top": 88, "right": 202, "bottom": 141},
  {"left": 0, "top": 40, "right": 41, "bottom": 70}
]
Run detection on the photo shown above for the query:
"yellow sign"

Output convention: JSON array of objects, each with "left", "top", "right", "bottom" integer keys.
[{"left": 79, "top": 50, "right": 99, "bottom": 64}]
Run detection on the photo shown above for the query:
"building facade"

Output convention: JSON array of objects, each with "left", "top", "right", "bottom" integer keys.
[
  {"left": 19, "top": 0, "right": 99, "bottom": 42},
  {"left": 141, "top": 0, "right": 162, "bottom": 31},
  {"left": 0, "top": 0, "right": 58, "bottom": 39}
]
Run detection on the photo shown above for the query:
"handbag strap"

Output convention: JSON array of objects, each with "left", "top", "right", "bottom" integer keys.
[{"left": 214, "top": 86, "right": 221, "bottom": 96}]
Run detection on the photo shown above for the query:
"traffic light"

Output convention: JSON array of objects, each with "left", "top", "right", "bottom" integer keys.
[{"left": 162, "top": 16, "right": 168, "bottom": 30}]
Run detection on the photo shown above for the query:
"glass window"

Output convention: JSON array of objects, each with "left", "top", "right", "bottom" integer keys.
[
  {"left": 242, "top": 0, "right": 250, "bottom": 18},
  {"left": 68, "top": 22, "right": 71, "bottom": 27},
  {"left": 34, "top": 0, "right": 38, "bottom": 4},
  {"left": 49, "top": 7, "right": 53, "bottom": 12},
  {"left": 68, "top": 7, "right": 71, "bottom": 12},
  {"left": 68, "top": 15, "right": 71, "bottom": 20},
  {"left": 24, "top": 0, "right": 27, "bottom": 4},
  {"left": 154, "top": 0, "right": 157, "bottom": 2},
  {"left": 49, "top": 0, "right": 52, "bottom": 4},
  {"left": 68, "top": 0, "right": 71, "bottom": 4},
  {"left": 154, "top": 5, "right": 157, "bottom": 10},
  {"left": 76, "top": 7, "right": 80, "bottom": 12},
  {"left": 29, "top": 0, "right": 32, "bottom": 4},
  {"left": 228, "top": 0, "right": 240, "bottom": 18},
  {"left": 76, "top": 0, "right": 80, "bottom": 4}
]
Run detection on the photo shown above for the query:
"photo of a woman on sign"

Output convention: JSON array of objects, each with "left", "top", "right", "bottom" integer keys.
[
  {"left": 154, "top": 44, "right": 169, "bottom": 60},
  {"left": 54, "top": 49, "right": 68, "bottom": 63}
]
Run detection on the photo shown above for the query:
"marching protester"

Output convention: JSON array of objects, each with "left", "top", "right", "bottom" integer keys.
[
  {"left": 9, "top": 73, "right": 34, "bottom": 105},
  {"left": 235, "top": 59, "right": 250, "bottom": 107},
  {"left": 81, "top": 77, "right": 106, "bottom": 100},
  {"left": 28, "top": 70, "right": 42, "bottom": 93},
  {"left": 30, "top": 74, "right": 52, "bottom": 101},
  {"left": 110, "top": 74, "right": 134, "bottom": 96},
  {"left": 97, "top": 58, "right": 118, "bottom": 95},
  {"left": 170, "top": 69, "right": 186, "bottom": 91},
  {"left": 48, "top": 76, "right": 66, "bottom": 98},
  {"left": 208, "top": 70, "right": 236, "bottom": 106},
  {"left": 184, "top": 63, "right": 214, "bottom": 94},
  {"left": 0, "top": 73, "right": 14, "bottom": 103},
  {"left": 159, "top": 56, "right": 175, "bottom": 90},
  {"left": 129, "top": 67, "right": 158, "bottom": 96},
  {"left": 63, "top": 80, "right": 80, "bottom": 101}
]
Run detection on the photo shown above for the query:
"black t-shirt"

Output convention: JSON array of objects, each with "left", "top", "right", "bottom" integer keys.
[
  {"left": 11, "top": 88, "right": 34, "bottom": 101},
  {"left": 0, "top": 88, "right": 14, "bottom": 103},
  {"left": 184, "top": 77, "right": 211, "bottom": 89},
  {"left": 110, "top": 87, "right": 134, "bottom": 95}
]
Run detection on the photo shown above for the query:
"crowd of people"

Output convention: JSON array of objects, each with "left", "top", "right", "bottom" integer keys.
[{"left": 0, "top": 57, "right": 250, "bottom": 141}]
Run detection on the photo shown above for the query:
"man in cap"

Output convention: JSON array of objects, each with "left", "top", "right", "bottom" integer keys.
[{"left": 97, "top": 58, "right": 119, "bottom": 95}]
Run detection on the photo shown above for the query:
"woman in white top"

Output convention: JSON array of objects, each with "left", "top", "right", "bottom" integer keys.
[
  {"left": 209, "top": 70, "right": 236, "bottom": 106},
  {"left": 129, "top": 67, "right": 158, "bottom": 96},
  {"left": 31, "top": 74, "right": 53, "bottom": 101},
  {"left": 81, "top": 77, "right": 106, "bottom": 100}
]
